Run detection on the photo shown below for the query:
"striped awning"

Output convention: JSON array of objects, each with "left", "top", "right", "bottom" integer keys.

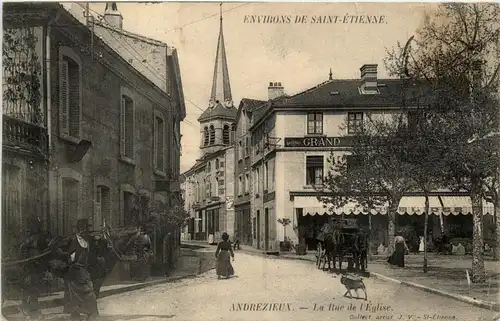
[
  {"left": 440, "top": 196, "right": 494, "bottom": 216},
  {"left": 294, "top": 195, "right": 495, "bottom": 216}
]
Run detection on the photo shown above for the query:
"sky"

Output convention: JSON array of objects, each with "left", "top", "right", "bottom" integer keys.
[{"left": 73, "top": 2, "right": 438, "bottom": 173}]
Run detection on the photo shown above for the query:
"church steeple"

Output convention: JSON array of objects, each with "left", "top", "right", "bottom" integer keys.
[{"left": 209, "top": 3, "right": 233, "bottom": 108}]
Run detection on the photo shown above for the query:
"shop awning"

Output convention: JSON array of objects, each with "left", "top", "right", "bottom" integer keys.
[
  {"left": 293, "top": 196, "right": 387, "bottom": 216},
  {"left": 440, "top": 196, "right": 494, "bottom": 216},
  {"left": 293, "top": 195, "right": 495, "bottom": 216},
  {"left": 397, "top": 196, "right": 442, "bottom": 215}
]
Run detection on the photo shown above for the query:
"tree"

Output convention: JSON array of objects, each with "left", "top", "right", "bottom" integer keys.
[
  {"left": 277, "top": 218, "right": 292, "bottom": 241},
  {"left": 385, "top": 3, "right": 500, "bottom": 281}
]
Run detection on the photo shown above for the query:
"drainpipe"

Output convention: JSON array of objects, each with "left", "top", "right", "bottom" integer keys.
[
  {"left": 45, "top": 9, "right": 61, "bottom": 234},
  {"left": 46, "top": 9, "right": 62, "bottom": 155}
]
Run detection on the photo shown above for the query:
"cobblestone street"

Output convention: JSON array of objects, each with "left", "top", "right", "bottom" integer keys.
[{"left": 8, "top": 252, "right": 497, "bottom": 321}]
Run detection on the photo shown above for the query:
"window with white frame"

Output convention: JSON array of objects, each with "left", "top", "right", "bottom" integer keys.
[
  {"left": 306, "top": 156, "right": 324, "bottom": 185},
  {"left": 120, "top": 95, "right": 135, "bottom": 159},
  {"left": 59, "top": 51, "right": 81, "bottom": 139},
  {"left": 347, "top": 112, "right": 363, "bottom": 134},
  {"left": 254, "top": 168, "right": 260, "bottom": 194},
  {"left": 95, "top": 185, "right": 110, "bottom": 230},
  {"left": 307, "top": 112, "right": 323, "bottom": 135},
  {"left": 264, "top": 162, "right": 269, "bottom": 191},
  {"left": 153, "top": 114, "right": 165, "bottom": 171}
]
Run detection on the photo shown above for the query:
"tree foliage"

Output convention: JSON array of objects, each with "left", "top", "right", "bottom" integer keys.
[{"left": 384, "top": 3, "right": 500, "bottom": 282}]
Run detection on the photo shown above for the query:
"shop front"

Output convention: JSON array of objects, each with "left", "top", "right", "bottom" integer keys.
[{"left": 292, "top": 194, "right": 495, "bottom": 254}]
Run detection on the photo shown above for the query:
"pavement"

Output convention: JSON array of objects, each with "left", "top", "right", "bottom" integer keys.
[
  {"left": 1, "top": 245, "right": 209, "bottom": 317},
  {"left": 10, "top": 251, "right": 498, "bottom": 321}
]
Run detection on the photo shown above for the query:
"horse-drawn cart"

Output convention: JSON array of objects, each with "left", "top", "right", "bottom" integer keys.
[{"left": 315, "top": 218, "right": 368, "bottom": 272}]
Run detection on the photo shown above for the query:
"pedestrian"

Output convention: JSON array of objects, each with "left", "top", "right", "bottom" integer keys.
[
  {"left": 387, "top": 231, "right": 410, "bottom": 268},
  {"left": 215, "top": 232, "right": 235, "bottom": 279},
  {"left": 54, "top": 219, "right": 99, "bottom": 320}
]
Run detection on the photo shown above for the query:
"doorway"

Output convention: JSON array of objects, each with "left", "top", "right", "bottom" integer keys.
[
  {"left": 256, "top": 210, "right": 260, "bottom": 249},
  {"left": 264, "top": 208, "right": 269, "bottom": 251}
]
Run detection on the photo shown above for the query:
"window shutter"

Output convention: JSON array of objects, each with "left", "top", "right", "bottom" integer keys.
[
  {"left": 59, "top": 60, "right": 69, "bottom": 136},
  {"left": 95, "top": 188, "right": 102, "bottom": 231},
  {"left": 120, "top": 97, "right": 126, "bottom": 155},
  {"left": 153, "top": 116, "right": 158, "bottom": 168}
]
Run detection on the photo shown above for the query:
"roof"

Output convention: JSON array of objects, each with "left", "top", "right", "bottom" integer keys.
[
  {"left": 281, "top": 79, "right": 430, "bottom": 106},
  {"left": 181, "top": 147, "right": 232, "bottom": 176},
  {"left": 235, "top": 98, "right": 267, "bottom": 124},
  {"left": 251, "top": 78, "right": 432, "bottom": 128},
  {"left": 197, "top": 102, "right": 237, "bottom": 122}
]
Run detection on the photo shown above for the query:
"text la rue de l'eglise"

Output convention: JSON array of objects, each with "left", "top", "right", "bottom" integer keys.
[{"left": 243, "top": 14, "right": 387, "bottom": 24}]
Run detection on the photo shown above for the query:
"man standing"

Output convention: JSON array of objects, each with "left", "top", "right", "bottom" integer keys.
[{"left": 55, "top": 219, "right": 99, "bottom": 320}]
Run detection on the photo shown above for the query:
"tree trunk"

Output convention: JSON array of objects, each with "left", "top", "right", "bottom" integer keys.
[
  {"left": 284, "top": 226, "right": 287, "bottom": 240},
  {"left": 387, "top": 202, "right": 398, "bottom": 251},
  {"left": 423, "top": 193, "right": 429, "bottom": 273},
  {"left": 494, "top": 200, "right": 500, "bottom": 261},
  {"left": 471, "top": 174, "right": 486, "bottom": 283}
]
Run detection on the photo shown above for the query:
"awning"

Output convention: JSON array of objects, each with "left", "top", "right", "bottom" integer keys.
[
  {"left": 293, "top": 196, "right": 387, "bottom": 216},
  {"left": 294, "top": 195, "right": 496, "bottom": 216},
  {"left": 440, "top": 196, "right": 494, "bottom": 216},
  {"left": 397, "top": 196, "right": 442, "bottom": 215}
]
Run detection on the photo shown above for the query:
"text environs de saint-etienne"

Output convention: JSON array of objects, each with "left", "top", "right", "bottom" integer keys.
[{"left": 243, "top": 15, "right": 387, "bottom": 24}]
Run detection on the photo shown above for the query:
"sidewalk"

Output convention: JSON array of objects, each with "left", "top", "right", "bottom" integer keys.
[
  {"left": 2, "top": 245, "right": 210, "bottom": 316},
  {"left": 183, "top": 241, "right": 500, "bottom": 311}
]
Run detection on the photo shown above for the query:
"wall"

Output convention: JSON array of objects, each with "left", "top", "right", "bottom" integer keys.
[{"left": 48, "top": 25, "right": 171, "bottom": 235}]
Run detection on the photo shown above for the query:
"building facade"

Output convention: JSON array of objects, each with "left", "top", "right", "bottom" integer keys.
[
  {"left": 181, "top": 11, "right": 237, "bottom": 244},
  {"left": 233, "top": 98, "right": 266, "bottom": 245},
  {"left": 247, "top": 64, "right": 495, "bottom": 252},
  {"left": 2, "top": 3, "right": 186, "bottom": 270}
]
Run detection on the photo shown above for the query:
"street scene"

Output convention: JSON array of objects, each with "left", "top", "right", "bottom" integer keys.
[{"left": 2, "top": 1, "right": 500, "bottom": 321}]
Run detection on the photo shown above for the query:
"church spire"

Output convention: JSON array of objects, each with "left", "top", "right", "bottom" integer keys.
[{"left": 209, "top": 3, "right": 233, "bottom": 108}]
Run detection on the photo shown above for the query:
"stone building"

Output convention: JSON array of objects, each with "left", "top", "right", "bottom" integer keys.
[
  {"left": 233, "top": 98, "right": 266, "bottom": 246},
  {"left": 247, "top": 65, "right": 495, "bottom": 252},
  {"left": 2, "top": 3, "right": 186, "bottom": 272},
  {"left": 181, "top": 11, "right": 237, "bottom": 243}
]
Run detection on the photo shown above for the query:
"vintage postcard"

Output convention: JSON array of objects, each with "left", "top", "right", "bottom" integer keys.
[{"left": 1, "top": 1, "right": 499, "bottom": 321}]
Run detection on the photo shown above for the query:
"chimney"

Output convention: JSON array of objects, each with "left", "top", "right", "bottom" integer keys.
[
  {"left": 268, "top": 81, "right": 285, "bottom": 100},
  {"left": 104, "top": 2, "right": 123, "bottom": 29},
  {"left": 360, "top": 64, "right": 378, "bottom": 94}
]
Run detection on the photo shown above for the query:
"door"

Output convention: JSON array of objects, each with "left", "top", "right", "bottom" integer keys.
[
  {"left": 256, "top": 210, "right": 260, "bottom": 249},
  {"left": 264, "top": 208, "right": 269, "bottom": 251}
]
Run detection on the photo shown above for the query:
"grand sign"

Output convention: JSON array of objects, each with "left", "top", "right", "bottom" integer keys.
[{"left": 284, "top": 136, "right": 353, "bottom": 148}]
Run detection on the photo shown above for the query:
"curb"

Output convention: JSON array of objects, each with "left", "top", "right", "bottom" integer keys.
[
  {"left": 370, "top": 272, "right": 500, "bottom": 312},
  {"left": 1, "top": 274, "right": 198, "bottom": 316}
]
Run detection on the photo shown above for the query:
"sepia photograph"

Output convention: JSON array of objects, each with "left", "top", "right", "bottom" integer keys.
[{"left": 1, "top": 1, "right": 499, "bottom": 320}]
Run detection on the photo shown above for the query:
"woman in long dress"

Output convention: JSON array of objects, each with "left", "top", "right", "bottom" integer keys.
[
  {"left": 387, "top": 232, "right": 410, "bottom": 268},
  {"left": 55, "top": 220, "right": 99, "bottom": 320},
  {"left": 215, "top": 232, "right": 235, "bottom": 279}
]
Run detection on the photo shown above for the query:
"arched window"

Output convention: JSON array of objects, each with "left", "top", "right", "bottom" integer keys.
[
  {"left": 230, "top": 124, "right": 236, "bottom": 144},
  {"left": 203, "top": 127, "right": 209, "bottom": 146},
  {"left": 222, "top": 125, "right": 230, "bottom": 145},
  {"left": 209, "top": 125, "right": 215, "bottom": 145}
]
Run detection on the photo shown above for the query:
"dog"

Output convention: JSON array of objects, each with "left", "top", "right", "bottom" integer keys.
[{"left": 340, "top": 273, "right": 367, "bottom": 300}]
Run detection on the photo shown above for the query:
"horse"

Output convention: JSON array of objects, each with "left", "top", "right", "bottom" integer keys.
[
  {"left": 321, "top": 229, "right": 344, "bottom": 272},
  {"left": 353, "top": 230, "right": 369, "bottom": 272}
]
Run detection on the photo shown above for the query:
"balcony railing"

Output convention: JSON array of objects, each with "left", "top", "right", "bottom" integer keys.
[{"left": 3, "top": 115, "right": 48, "bottom": 155}]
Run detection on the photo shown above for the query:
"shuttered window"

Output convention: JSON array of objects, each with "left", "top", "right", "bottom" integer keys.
[
  {"left": 153, "top": 115, "right": 165, "bottom": 171},
  {"left": 223, "top": 125, "right": 230, "bottom": 145},
  {"left": 59, "top": 56, "right": 80, "bottom": 138},
  {"left": 307, "top": 112, "right": 323, "bottom": 134},
  {"left": 209, "top": 125, "right": 215, "bottom": 145},
  {"left": 120, "top": 95, "right": 134, "bottom": 158},
  {"left": 59, "top": 60, "right": 69, "bottom": 136},
  {"left": 306, "top": 156, "right": 324, "bottom": 185}
]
